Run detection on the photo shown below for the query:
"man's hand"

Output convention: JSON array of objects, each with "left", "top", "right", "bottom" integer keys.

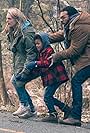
[
  {"left": 48, "top": 55, "right": 54, "bottom": 67},
  {"left": 48, "top": 52, "right": 62, "bottom": 65},
  {"left": 48, "top": 53, "right": 57, "bottom": 67}
]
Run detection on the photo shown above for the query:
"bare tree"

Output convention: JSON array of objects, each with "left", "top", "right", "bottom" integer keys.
[
  {"left": 0, "top": 15, "right": 12, "bottom": 105},
  {"left": 0, "top": 38, "right": 9, "bottom": 105},
  {"left": 7, "top": 0, "right": 15, "bottom": 7},
  {"left": 37, "top": 0, "right": 54, "bottom": 32},
  {"left": 87, "top": 0, "right": 90, "bottom": 13},
  {"left": 23, "top": 0, "right": 34, "bottom": 18}
]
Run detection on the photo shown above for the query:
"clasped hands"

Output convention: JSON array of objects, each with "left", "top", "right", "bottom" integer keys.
[
  {"left": 15, "top": 61, "right": 37, "bottom": 81},
  {"left": 15, "top": 54, "right": 57, "bottom": 81}
]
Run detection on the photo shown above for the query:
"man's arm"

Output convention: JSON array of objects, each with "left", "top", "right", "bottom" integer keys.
[
  {"left": 51, "top": 25, "right": 88, "bottom": 62},
  {"left": 48, "top": 30, "right": 64, "bottom": 43}
]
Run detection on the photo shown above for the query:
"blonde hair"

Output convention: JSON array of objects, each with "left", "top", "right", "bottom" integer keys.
[{"left": 2, "top": 7, "right": 27, "bottom": 34}]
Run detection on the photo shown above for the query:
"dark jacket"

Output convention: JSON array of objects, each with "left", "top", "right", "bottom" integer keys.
[
  {"left": 35, "top": 33, "right": 69, "bottom": 87},
  {"left": 8, "top": 25, "right": 37, "bottom": 76},
  {"left": 49, "top": 12, "right": 90, "bottom": 71}
]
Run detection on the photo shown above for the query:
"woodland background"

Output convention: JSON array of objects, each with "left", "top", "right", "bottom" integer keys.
[{"left": 0, "top": 0, "right": 90, "bottom": 123}]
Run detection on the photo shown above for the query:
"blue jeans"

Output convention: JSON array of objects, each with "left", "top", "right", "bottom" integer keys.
[
  {"left": 11, "top": 73, "right": 39, "bottom": 112},
  {"left": 44, "top": 82, "right": 70, "bottom": 114},
  {"left": 70, "top": 65, "right": 90, "bottom": 120}
]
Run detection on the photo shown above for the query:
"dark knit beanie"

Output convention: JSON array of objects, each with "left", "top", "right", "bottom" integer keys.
[{"left": 61, "top": 6, "right": 78, "bottom": 17}]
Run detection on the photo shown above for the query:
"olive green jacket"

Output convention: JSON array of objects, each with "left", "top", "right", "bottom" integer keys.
[{"left": 8, "top": 26, "right": 37, "bottom": 75}]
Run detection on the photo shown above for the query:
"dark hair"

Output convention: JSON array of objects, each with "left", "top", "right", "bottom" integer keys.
[
  {"left": 61, "top": 6, "right": 78, "bottom": 17},
  {"left": 34, "top": 34, "right": 42, "bottom": 42}
]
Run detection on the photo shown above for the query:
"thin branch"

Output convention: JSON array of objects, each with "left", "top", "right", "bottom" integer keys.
[
  {"left": 36, "top": 0, "right": 54, "bottom": 32},
  {"left": 57, "top": 0, "right": 61, "bottom": 17}
]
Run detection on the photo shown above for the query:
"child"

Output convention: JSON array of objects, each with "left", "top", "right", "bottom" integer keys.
[{"left": 17, "top": 32, "right": 70, "bottom": 122}]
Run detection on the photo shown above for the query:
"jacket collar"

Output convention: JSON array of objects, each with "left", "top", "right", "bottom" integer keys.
[{"left": 69, "top": 13, "right": 81, "bottom": 30}]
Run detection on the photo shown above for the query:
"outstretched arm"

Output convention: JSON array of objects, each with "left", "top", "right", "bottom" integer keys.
[
  {"left": 50, "top": 25, "right": 88, "bottom": 63},
  {"left": 48, "top": 30, "right": 64, "bottom": 43}
]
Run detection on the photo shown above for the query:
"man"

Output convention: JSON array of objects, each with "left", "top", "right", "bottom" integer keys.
[{"left": 49, "top": 6, "right": 90, "bottom": 126}]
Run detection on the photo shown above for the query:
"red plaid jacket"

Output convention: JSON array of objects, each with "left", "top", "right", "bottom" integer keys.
[{"left": 35, "top": 46, "right": 69, "bottom": 87}]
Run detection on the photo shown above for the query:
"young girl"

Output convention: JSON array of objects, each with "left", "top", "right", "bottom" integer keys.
[{"left": 17, "top": 32, "right": 70, "bottom": 122}]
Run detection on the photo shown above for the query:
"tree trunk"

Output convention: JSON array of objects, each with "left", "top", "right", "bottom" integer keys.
[
  {"left": 0, "top": 40, "right": 9, "bottom": 105},
  {"left": 19, "top": 0, "right": 22, "bottom": 10},
  {"left": 23, "top": 0, "right": 34, "bottom": 18},
  {"left": 87, "top": 0, "right": 90, "bottom": 13},
  {"left": 7, "top": 0, "right": 15, "bottom": 7}
]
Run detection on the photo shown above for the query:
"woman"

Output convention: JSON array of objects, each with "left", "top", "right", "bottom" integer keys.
[{"left": 4, "top": 7, "right": 38, "bottom": 118}]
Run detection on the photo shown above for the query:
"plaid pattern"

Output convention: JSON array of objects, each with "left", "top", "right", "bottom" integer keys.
[{"left": 36, "top": 46, "right": 69, "bottom": 87}]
